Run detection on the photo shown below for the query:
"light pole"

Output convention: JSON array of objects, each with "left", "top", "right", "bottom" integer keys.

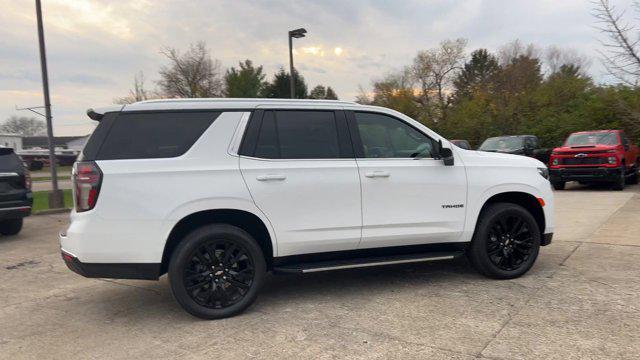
[
  {"left": 35, "top": 0, "right": 64, "bottom": 208},
  {"left": 288, "top": 28, "right": 307, "bottom": 99}
]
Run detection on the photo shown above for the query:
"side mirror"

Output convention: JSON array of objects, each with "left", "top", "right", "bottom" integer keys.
[{"left": 440, "top": 147, "right": 454, "bottom": 166}]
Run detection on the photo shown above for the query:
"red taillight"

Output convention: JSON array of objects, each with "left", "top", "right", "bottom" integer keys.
[
  {"left": 24, "top": 170, "right": 32, "bottom": 190},
  {"left": 73, "top": 161, "right": 102, "bottom": 212}
]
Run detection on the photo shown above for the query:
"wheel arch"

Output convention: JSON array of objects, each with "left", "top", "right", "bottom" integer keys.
[
  {"left": 478, "top": 191, "right": 545, "bottom": 236},
  {"left": 161, "top": 209, "right": 275, "bottom": 275}
]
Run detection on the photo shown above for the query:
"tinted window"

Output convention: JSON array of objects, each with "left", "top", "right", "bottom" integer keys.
[
  {"left": 254, "top": 111, "right": 279, "bottom": 159},
  {"left": 95, "top": 112, "right": 219, "bottom": 160},
  {"left": 251, "top": 111, "right": 341, "bottom": 159},
  {"left": 354, "top": 112, "right": 435, "bottom": 158},
  {"left": 0, "top": 149, "right": 22, "bottom": 170},
  {"left": 82, "top": 112, "right": 118, "bottom": 160}
]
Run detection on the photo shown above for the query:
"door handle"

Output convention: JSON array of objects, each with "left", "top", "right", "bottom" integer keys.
[
  {"left": 256, "top": 174, "right": 287, "bottom": 181},
  {"left": 365, "top": 171, "right": 390, "bottom": 178}
]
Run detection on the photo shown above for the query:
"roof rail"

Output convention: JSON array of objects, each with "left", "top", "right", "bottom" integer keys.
[{"left": 134, "top": 98, "right": 357, "bottom": 105}]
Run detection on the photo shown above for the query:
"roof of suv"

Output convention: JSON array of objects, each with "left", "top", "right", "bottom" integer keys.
[{"left": 88, "top": 98, "right": 389, "bottom": 121}]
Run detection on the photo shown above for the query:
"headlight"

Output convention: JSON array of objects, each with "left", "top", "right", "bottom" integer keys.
[
  {"left": 537, "top": 167, "right": 549, "bottom": 179},
  {"left": 608, "top": 156, "right": 617, "bottom": 165},
  {"left": 552, "top": 158, "right": 559, "bottom": 166}
]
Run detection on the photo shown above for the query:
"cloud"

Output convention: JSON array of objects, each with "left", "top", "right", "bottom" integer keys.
[{"left": 0, "top": 0, "right": 629, "bottom": 135}]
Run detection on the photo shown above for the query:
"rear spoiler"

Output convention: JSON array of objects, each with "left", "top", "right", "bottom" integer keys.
[{"left": 86, "top": 105, "right": 124, "bottom": 121}]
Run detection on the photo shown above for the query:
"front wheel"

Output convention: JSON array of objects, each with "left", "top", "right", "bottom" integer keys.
[
  {"left": 168, "top": 224, "right": 266, "bottom": 319},
  {"left": 626, "top": 162, "right": 639, "bottom": 185},
  {"left": 0, "top": 218, "right": 23, "bottom": 236},
  {"left": 612, "top": 168, "right": 625, "bottom": 191},
  {"left": 467, "top": 203, "right": 541, "bottom": 279}
]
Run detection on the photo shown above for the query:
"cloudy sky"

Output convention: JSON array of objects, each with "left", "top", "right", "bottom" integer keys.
[{"left": 0, "top": 0, "right": 634, "bottom": 136}]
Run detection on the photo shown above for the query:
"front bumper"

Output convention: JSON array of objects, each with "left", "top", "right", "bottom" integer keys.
[
  {"left": 542, "top": 233, "right": 553, "bottom": 246},
  {"left": 550, "top": 167, "right": 622, "bottom": 183}
]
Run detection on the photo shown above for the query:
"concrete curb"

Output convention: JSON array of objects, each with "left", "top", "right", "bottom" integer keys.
[{"left": 34, "top": 208, "right": 71, "bottom": 215}]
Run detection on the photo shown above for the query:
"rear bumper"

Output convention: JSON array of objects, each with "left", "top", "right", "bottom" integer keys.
[
  {"left": 0, "top": 196, "right": 33, "bottom": 220},
  {"left": 550, "top": 167, "right": 622, "bottom": 183},
  {"left": 61, "top": 248, "right": 160, "bottom": 280}
]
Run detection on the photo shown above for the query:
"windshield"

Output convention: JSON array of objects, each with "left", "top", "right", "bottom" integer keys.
[
  {"left": 565, "top": 132, "right": 618, "bottom": 146},
  {"left": 479, "top": 137, "right": 524, "bottom": 152}
]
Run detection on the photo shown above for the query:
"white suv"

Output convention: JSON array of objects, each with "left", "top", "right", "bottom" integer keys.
[{"left": 60, "top": 99, "right": 554, "bottom": 319}]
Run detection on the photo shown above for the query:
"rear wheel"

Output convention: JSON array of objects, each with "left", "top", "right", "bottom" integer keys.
[
  {"left": 0, "top": 218, "right": 23, "bottom": 236},
  {"left": 467, "top": 203, "right": 541, "bottom": 279},
  {"left": 551, "top": 181, "right": 565, "bottom": 190},
  {"left": 168, "top": 224, "right": 266, "bottom": 319}
]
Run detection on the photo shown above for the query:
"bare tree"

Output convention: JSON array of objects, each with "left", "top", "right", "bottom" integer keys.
[
  {"left": 1, "top": 116, "right": 46, "bottom": 136},
  {"left": 157, "top": 41, "right": 224, "bottom": 98},
  {"left": 498, "top": 40, "right": 540, "bottom": 65},
  {"left": 592, "top": 0, "right": 640, "bottom": 85},
  {"left": 544, "top": 46, "right": 591, "bottom": 76},
  {"left": 114, "top": 71, "right": 157, "bottom": 104},
  {"left": 412, "top": 38, "right": 467, "bottom": 122}
]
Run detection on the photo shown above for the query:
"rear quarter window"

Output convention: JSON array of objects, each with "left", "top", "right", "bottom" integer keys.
[{"left": 90, "top": 111, "right": 220, "bottom": 160}]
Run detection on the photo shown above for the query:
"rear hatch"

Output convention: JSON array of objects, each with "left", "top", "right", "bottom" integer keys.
[{"left": 0, "top": 148, "right": 30, "bottom": 207}]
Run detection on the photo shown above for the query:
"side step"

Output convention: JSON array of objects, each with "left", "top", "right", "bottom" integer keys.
[{"left": 273, "top": 251, "right": 464, "bottom": 274}]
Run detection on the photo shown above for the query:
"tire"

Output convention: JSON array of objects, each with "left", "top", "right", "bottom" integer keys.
[
  {"left": 168, "top": 224, "right": 266, "bottom": 320},
  {"left": 0, "top": 218, "right": 23, "bottom": 236},
  {"left": 551, "top": 181, "right": 565, "bottom": 190},
  {"left": 467, "top": 203, "right": 541, "bottom": 279},
  {"left": 626, "top": 162, "right": 639, "bottom": 185},
  {"left": 612, "top": 168, "right": 625, "bottom": 191}
]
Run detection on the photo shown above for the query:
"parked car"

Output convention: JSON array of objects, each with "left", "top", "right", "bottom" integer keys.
[
  {"left": 0, "top": 148, "right": 32, "bottom": 235},
  {"left": 450, "top": 139, "right": 472, "bottom": 150},
  {"left": 549, "top": 130, "right": 639, "bottom": 190},
  {"left": 60, "top": 99, "right": 555, "bottom": 319},
  {"left": 478, "top": 135, "right": 551, "bottom": 164}
]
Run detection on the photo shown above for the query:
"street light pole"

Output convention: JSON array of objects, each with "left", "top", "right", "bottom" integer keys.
[
  {"left": 288, "top": 35, "right": 295, "bottom": 99},
  {"left": 288, "top": 28, "right": 307, "bottom": 99},
  {"left": 35, "top": 0, "right": 64, "bottom": 208}
]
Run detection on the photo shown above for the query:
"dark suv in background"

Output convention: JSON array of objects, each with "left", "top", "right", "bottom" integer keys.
[
  {"left": 478, "top": 135, "right": 551, "bottom": 164},
  {"left": 0, "top": 148, "right": 32, "bottom": 235}
]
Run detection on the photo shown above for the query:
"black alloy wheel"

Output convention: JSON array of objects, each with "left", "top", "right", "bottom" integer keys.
[
  {"left": 467, "top": 202, "right": 541, "bottom": 279},
  {"left": 184, "top": 240, "right": 255, "bottom": 309},
  {"left": 169, "top": 224, "right": 266, "bottom": 319},
  {"left": 486, "top": 215, "right": 534, "bottom": 271}
]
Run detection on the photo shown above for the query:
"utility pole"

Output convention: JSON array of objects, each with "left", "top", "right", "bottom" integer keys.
[{"left": 35, "top": 0, "right": 64, "bottom": 208}]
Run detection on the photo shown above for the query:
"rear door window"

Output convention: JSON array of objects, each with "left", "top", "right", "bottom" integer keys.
[
  {"left": 246, "top": 110, "right": 350, "bottom": 159},
  {"left": 93, "top": 111, "right": 219, "bottom": 160}
]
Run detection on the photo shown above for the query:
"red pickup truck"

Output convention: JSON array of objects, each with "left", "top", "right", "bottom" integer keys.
[{"left": 549, "top": 130, "right": 639, "bottom": 190}]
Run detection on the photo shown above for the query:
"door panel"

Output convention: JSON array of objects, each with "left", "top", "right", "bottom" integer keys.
[
  {"left": 357, "top": 158, "right": 467, "bottom": 248},
  {"left": 240, "top": 158, "right": 361, "bottom": 256},
  {"left": 348, "top": 110, "right": 467, "bottom": 249},
  {"left": 238, "top": 109, "right": 361, "bottom": 257}
]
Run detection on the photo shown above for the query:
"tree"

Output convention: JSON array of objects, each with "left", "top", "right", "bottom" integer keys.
[
  {"left": 157, "top": 42, "right": 224, "bottom": 98},
  {"left": 308, "top": 85, "right": 339, "bottom": 100},
  {"left": 366, "top": 71, "right": 421, "bottom": 121},
  {"left": 224, "top": 60, "right": 267, "bottom": 98},
  {"left": 1, "top": 116, "right": 46, "bottom": 136},
  {"left": 114, "top": 71, "right": 157, "bottom": 104},
  {"left": 592, "top": 0, "right": 640, "bottom": 85},
  {"left": 544, "top": 46, "right": 590, "bottom": 77},
  {"left": 325, "top": 87, "right": 338, "bottom": 100},
  {"left": 453, "top": 49, "right": 500, "bottom": 100},
  {"left": 261, "top": 68, "right": 307, "bottom": 99},
  {"left": 412, "top": 38, "right": 467, "bottom": 122}
]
